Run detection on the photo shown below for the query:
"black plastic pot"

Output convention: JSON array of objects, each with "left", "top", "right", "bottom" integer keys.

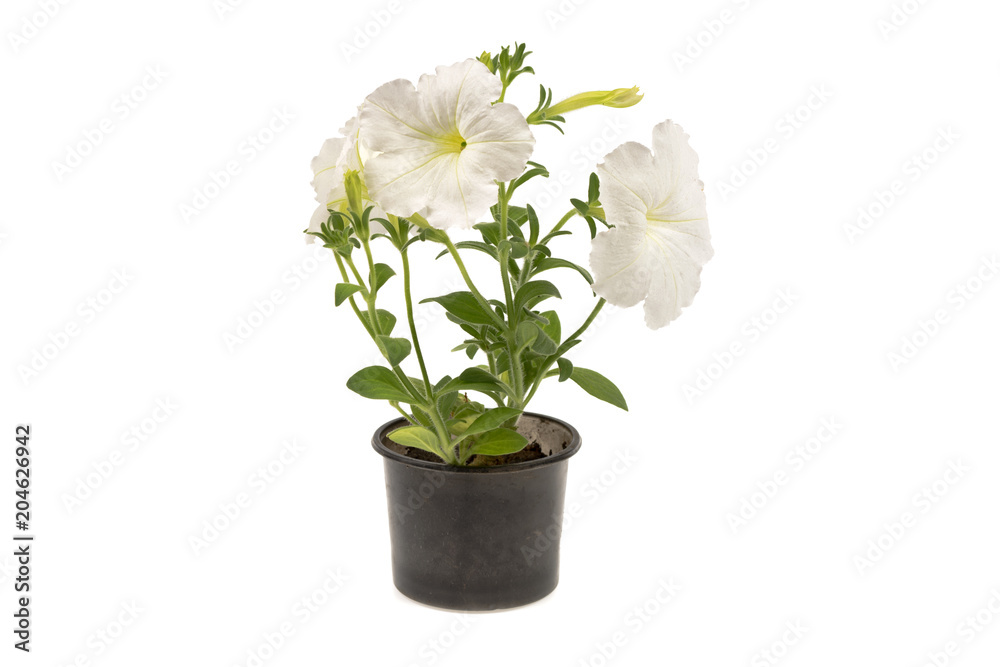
[{"left": 372, "top": 412, "right": 582, "bottom": 611}]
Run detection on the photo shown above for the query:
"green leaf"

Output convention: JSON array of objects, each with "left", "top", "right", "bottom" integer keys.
[
  {"left": 375, "top": 309, "right": 397, "bottom": 335},
  {"left": 419, "top": 228, "right": 450, "bottom": 244},
  {"left": 521, "top": 309, "right": 550, "bottom": 325},
  {"left": 474, "top": 221, "right": 501, "bottom": 246},
  {"left": 556, "top": 357, "right": 573, "bottom": 382},
  {"left": 377, "top": 336, "right": 411, "bottom": 366},
  {"left": 515, "top": 321, "right": 538, "bottom": 349},
  {"left": 409, "top": 405, "right": 433, "bottom": 428},
  {"left": 505, "top": 205, "right": 530, "bottom": 227},
  {"left": 437, "top": 390, "right": 459, "bottom": 418},
  {"left": 512, "top": 164, "right": 550, "bottom": 193},
  {"left": 334, "top": 283, "right": 363, "bottom": 306},
  {"left": 570, "top": 198, "right": 589, "bottom": 215},
  {"left": 467, "top": 429, "right": 529, "bottom": 458},
  {"left": 346, "top": 367, "right": 413, "bottom": 402},
  {"left": 421, "top": 292, "right": 497, "bottom": 327},
  {"left": 514, "top": 280, "right": 561, "bottom": 313},
  {"left": 533, "top": 258, "right": 594, "bottom": 285},
  {"left": 370, "top": 263, "right": 396, "bottom": 292},
  {"left": 459, "top": 407, "right": 522, "bottom": 440},
  {"left": 435, "top": 241, "right": 498, "bottom": 261},
  {"left": 538, "top": 310, "right": 561, "bottom": 344},
  {"left": 440, "top": 367, "right": 508, "bottom": 396},
  {"left": 531, "top": 329, "right": 557, "bottom": 355},
  {"left": 526, "top": 205, "right": 540, "bottom": 245},
  {"left": 570, "top": 367, "right": 628, "bottom": 411},
  {"left": 588, "top": 172, "right": 600, "bottom": 203},
  {"left": 387, "top": 425, "right": 444, "bottom": 457}
]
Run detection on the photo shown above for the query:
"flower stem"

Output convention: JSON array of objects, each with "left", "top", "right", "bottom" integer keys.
[
  {"left": 441, "top": 236, "right": 509, "bottom": 333},
  {"left": 497, "top": 183, "right": 525, "bottom": 404},
  {"left": 401, "top": 249, "right": 433, "bottom": 396},
  {"left": 539, "top": 208, "right": 578, "bottom": 246},
  {"left": 336, "top": 252, "right": 423, "bottom": 403},
  {"left": 399, "top": 243, "right": 459, "bottom": 462}
]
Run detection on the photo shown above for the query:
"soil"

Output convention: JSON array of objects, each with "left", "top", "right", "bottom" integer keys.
[
  {"left": 394, "top": 442, "right": 548, "bottom": 467},
  {"left": 383, "top": 414, "right": 570, "bottom": 468}
]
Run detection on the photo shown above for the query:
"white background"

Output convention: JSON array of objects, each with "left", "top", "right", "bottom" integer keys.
[{"left": 2, "top": 0, "right": 999, "bottom": 665}]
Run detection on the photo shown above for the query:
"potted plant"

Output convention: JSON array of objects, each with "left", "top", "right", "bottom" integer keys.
[{"left": 306, "top": 44, "right": 713, "bottom": 610}]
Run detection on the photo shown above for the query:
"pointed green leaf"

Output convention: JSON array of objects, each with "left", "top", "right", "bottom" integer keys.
[
  {"left": 421, "top": 292, "right": 497, "bottom": 327},
  {"left": 533, "top": 258, "right": 594, "bottom": 284},
  {"left": 460, "top": 407, "right": 522, "bottom": 440},
  {"left": 334, "top": 283, "right": 363, "bottom": 306},
  {"left": 440, "top": 367, "right": 508, "bottom": 396},
  {"left": 538, "top": 310, "right": 561, "bottom": 344},
  {"left": 467, "top": 429, "right": 529, "bottom": 458},
  {"left": 516, "top": 321, "right": 539, "bottom": 349},
  {"left": 375, "top": 309, "right": 397, "bottom": 335},
  {"left": 531, "top": 329, "right": 557, "bottom": 355},
  {"left": 556, "top": 357, "right": 573, "bottom": 382},
  {"left": 514, "top": 280, "right": 561, "bottom": 313},
  {"left": 408, "top": 405, "right": 433, "bottom": 428},
  {"left": 570, "top": 198, "right": 589, "bottom": 215},
  {"left": 570, "top": 367, "right": 628, "bottom": 411},
  {"left": 474, "top": 221, "right": 501, "bottom": 246},
  {"left": 370, "top": 263, "right": 396, "bottom": 292},
  {"left": 527, "top": 205, "right": 540, "bottom": 245},
  {"left": 435, "top": 241, "right": 499, "bottom": 261},
  {"left": 346, "top": 366, "right": 413, "bottom": 402},
  {"left": 388, "top": 425, "right": 444, "bottom": 457},
  {"left": 377, "top": 336, "right": 411, "bottom": 366}
]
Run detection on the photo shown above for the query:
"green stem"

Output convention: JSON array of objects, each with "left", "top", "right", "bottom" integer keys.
[
  {"left": 401, "top": 249, "right": 432, "bottom": 396},
  {"left": 399, "top": 250, "right": 456, "bottom": 462},
  {"left": 441, "top": 236, "right": 509, "bottom": 333},
  {"left": 335, "top": 247, "right": 455, "bottom": 463},
  {"left": 334, "top": 255, "right": 373, "bottom": 338},
  {"left": 338, "top": 253, "right": 423, "bottom": 401},
  {"left": 539, "top": 208, "right": 577, "bottom": 246},
  {"left": 497, "top": 184, "right": 524, "bottom": 404},
  {"left": 390, "top": 403, "right": 418, "bottom": 426},
  {"left": 427, "top": 409, "right": 457, "bottom": 465},
  {"left": 343, "top": 255, "right": 379, "bottom": 328}
]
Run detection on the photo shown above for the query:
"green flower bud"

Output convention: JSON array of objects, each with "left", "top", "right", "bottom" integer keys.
[
  {"left": 546, "top": 86, "right": 643, "bottom": 116},
  {"left": 344, "top": 170, "right": 364, "bottom": 215},
  {"left": 528, "top": 86, "right": 643, "bottom": 126}
]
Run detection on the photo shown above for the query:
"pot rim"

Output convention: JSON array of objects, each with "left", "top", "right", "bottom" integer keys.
[{"left": 371, "top": 411, "right": 581, "bottom": 474}]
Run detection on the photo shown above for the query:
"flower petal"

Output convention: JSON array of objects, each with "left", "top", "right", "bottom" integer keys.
[
  {"left": 311, "top": 137, "right": 347, "bottom": 202},
  {"left": 419, "top": 59, "right": 501, "bottom": 135},
  {"left": 306, "top": 204, "right": 329, "bottom": 244},
  {"left": 360, "top": 60, "right": 534, "bottom": 228},
  {"left": 461, "top": 100, "right": 535, "bottom": 183},
  {"left": 597, "top": 141, "right": 657, "bottom": 229},
  {"left": 591, "top": 120, "right": 713, "bottom": 329},
  {"left": 590, "top": 224, "right": 654, "bottom": 309}
]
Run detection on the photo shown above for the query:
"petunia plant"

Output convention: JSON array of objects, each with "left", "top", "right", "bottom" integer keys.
[{"left": 307, "top": 44, "right": 712, "bottom": 465}]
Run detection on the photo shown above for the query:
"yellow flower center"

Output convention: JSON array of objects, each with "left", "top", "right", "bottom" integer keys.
[{"left": 438, "top": 130, "right": 468, "bottom": 153}]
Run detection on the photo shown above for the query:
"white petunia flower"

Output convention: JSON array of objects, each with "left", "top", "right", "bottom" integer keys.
[
  {"left": 307, "top": 109, "right": 387, "bottom": 242},
  {"left": 359, "top": 59, "right": 535, "bottom": 229},
  {"left": 589, "top": 120, "right": 713, "bottom": 330}
]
